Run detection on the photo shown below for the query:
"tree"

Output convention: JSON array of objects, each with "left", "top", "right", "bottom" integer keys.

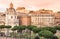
[
  {"left": 4, "top": 25, "right": 11, "bottom": 39},
  {"left": 38, "top": 30, "right": 54, "bottom": 39},
  {"left": 11, "top": 26, "right": 18, "bottom": 39},
  {"left": 27, "top": 25, "right": 37, "bottom": 31},
  {"left": 5, "top": 25, "right": 11, "bottom": 28},
  {"left": 27, "top": 25, "right": 37, "bottom": 39},
  {"left": 0, "top": 25, "right": 5, "bottom": 37},
  {"left": 51, "top": 36, "right": 58, "bottom": 39},
  {"left": 17, "top": 25, "right": 26, "bottom": 33},
  {"left": 39, "top": 27, "right": 56, "bottom": 34},
  {"left": 11, "top": 25, "right": 26, "bottom": 39},
  {"left": 11, "top": 26, "right": 18, "bottom": 31},
  {"left": 32, "top": 27, "right": 40, "bottom": 33},
  {"left": 0, "top": 25, "right": 5, "bottom": 30},
  {"left": 54, "top": 26, "right": 60, "bottom": 30},
  {"left": 17, "top": 25, "right": 26, "bottom": 39}
]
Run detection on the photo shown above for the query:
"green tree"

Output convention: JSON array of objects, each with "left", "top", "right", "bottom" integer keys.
[
  {"left": 32, "top": 27, "right": 40, "bottom": 33},
  {"left": 0, "top": 25, "right": 5, "bottom": 30},
  {"left": 17, "top": 25, "right": 26, "bottom": 39},
  {"left": 38, "top": 30, "right": 54, "bottom": 39},
  {"left": 40, "top": 27, "right": 56, "bottom": 34},
  {"left": 54, "top": 26, "right": 60, "bottom": 30},
  {"left": 0, "top": 25, "right": 5, "bottom": 34},
  {"left": 17, "top": 25, "right": 26, "bottom": 33},
  {"left": 27, "top": 25, "right": 37, "bottom": 39},
  {"left": 11, "top": 26, "right": 18, "bottom": 39},
  {"left": 51, "top": 36, "right": 58, "bottom": 39},
  {"left": 27, "top": 25, "right": 37, "bottom": 31},
  {"left": 11, "top": 26, "right": 18, "bottom": 31},
  {"left": 5, "top": 25, "right": 11, "bottom": 28}
]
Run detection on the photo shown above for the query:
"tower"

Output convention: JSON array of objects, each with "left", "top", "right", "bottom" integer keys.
[
  {"left": 10, "top": 2, "right": 13, "bottom": 8},
  {"left": 5, "top": 2, "right": 19, "bottom": 26}
]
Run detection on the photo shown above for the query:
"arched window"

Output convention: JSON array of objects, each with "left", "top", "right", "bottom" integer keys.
[{"left": 15, "top": 16, "right": 17, "bottom": 18}]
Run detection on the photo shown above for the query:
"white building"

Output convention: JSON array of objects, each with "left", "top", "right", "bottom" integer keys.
[{"left": 5, "top": 2, "right": 19, "bottom": 27}]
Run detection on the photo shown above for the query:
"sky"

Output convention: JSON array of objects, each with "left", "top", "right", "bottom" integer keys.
[{"left": 0, "top": 0, "right": 60, "bottom": 12}]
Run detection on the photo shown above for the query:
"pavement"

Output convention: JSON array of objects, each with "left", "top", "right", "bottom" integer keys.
[{"left": 0, "top": 37, "right": 23, "bottom": 39}]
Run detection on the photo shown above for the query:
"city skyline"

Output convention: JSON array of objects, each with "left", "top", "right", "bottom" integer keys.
[
  {"left": 0, "top": 1, "right": 60, "bottom": 27},
  {"left": 0, "top": 0, "right": 60, "bottom": 12}
]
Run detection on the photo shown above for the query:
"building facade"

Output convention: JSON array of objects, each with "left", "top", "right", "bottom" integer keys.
[
  {"left": 54, "top": 12, "right": 60, "bottom": 26},
  {"left": 5, "top": 2, "right": 19, "bottom": 26},
  {"left": 29, "top": 9, "right": 55, "bottom": 27},
  {"left": 0, "top": 3, "right": 60, "bottom": 27},
  {"left": 0, "top": 13, "right": 5, "bottom": 25}
]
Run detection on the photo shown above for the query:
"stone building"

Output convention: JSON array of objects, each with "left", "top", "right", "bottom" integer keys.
[
  {"left": 16, "top": 7, "right": 29, "bottom": 13},
  {"left": 54, "top": 12, "right": 60, "bottom": 26},
  {"left": 5, "top": 2, "right": 19, "bottom": 26},
  {"left": 0, "top": 2, "right": 60, "bottom": 27},
  {"left": 0, "top": 12, "right": 5, "bottom": 25},
  {"left": 29, "top": 9, "right": 55, "bottom": 27},
  {"left": 17, "top": 12, "right": 31, "bottom": 26}
]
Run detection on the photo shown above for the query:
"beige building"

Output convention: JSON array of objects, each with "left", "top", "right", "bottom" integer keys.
[
  {"left": 0, "top": 2, "right": 60, "bottom": 27},
  {"left": 0, "top": 12, "right": 5, "bottom": 25},
  {"left": 16, "top": 7, "right": 30, "bottom": 13},
  {"left": 54, "top": 12, "right": 60, "bottom": 26},
  {"left": 29, "top": 9, "right": 55, "bottom": 27}
]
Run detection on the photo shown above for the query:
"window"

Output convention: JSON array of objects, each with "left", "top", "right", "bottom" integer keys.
[{"left": 11, "top": 16, "right": 13, "bottom": 18}]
